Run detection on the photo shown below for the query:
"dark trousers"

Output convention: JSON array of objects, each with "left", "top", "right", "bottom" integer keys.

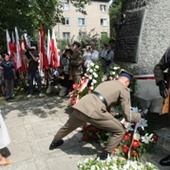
[
  {"left": 28, "top": 71, "right": 42, "bottom": 94},
  {"left": 53, "top": 109, "right": 125, "bottom": 153},
  {"left": 4, "top": 79, "right": 14, "bottom": 98}
]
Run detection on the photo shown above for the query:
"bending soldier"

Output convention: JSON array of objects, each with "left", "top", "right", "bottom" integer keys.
[{"left": 49, "top": 70, "right": 141, "bottom": 160}]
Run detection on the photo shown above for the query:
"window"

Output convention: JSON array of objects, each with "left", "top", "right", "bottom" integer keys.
[
  {"left": 63, "top": 32, "right": 70, "bottom": 40},
  {"left": 63, "top": 17, "right": 70, "bottom": 25},
  {"left": 100, "top": 5, "right": 106, "bottom": 12},
  {"left": 62, "top": 2, "right": 69, "bottom": 10},
  {"left": 100, "top": 19, "right": 108, "bottom": 26},
  {"left": 78, "top": 18, "right": 85, "bottom": 26}
]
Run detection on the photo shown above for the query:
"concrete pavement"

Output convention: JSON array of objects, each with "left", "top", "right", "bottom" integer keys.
[
  {"left": 0, "top": 95, "right": 170, "bottom": 170},
  {"left": 0, "top": 96, "right": 100, "bottom": 170}
]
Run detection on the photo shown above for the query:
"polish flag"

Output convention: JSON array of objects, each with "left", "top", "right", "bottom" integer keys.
[
  {"left": 47, "top": 29, "right": 51, "bottom": 65},
  {"left": 6, "top": 29, "right": 11, "bottom": 56},
  {"left": 51, "top": 27, "right": 60, "bottom": 68},
  {"left": 10, "top": 32, "right": 16, "bottom": 58},
  {"left": 39, "top": 25, "right": 49, "bottom": 70},
  {"left": 22, "top": 33, "right": 29, "bottom": 51},
  {"left": 15, "top": 27, "right": 22, "bottom": 69}
]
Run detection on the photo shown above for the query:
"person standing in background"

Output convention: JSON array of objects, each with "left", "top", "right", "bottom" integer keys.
[
  {"left": 89, "top": 41, "right": 99, "bottom": 63},
  {"left": 104, "top": 40, "right": 115, "bottom": 73},
  {"left": 25, "top": 47, "right": 42, "bottom": 98},
  {"left": 70, "top": 41, "right": 84, "bottom": 84},
  {"left": 100, "top": 43, "right": 108, "bottom": 73},
  {"left": 0, "top": 54, "right": 15, "bottom": 100},
  {"left": 0, "top": 55, "right": 5, "bottom": 96},
  {"left": 83, "top": 44, "right": 94, "bottom": 70}
]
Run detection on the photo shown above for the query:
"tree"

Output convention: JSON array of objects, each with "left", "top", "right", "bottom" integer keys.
[
  {"left": 0, "top": 0, "right": 91, "bottom": 53},
  {"left": 109, "top": 0, "right": 122, "bottom": 38}
]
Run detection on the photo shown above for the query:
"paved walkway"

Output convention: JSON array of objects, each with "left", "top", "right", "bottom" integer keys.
[
  {"left": 0, "top": 95, "right": 170, "bottom": 170},
  {"left": 0, "top": 96, "right": 100, "bottom": 170}
]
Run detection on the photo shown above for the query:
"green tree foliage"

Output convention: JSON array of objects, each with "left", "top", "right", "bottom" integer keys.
[
  {"left": 78, "top": 28, "right": 99, "bottom": 47},
  {"left": 68, "top": 0, "right": 91, "bottom": 14},
  {"left": 109, "top": 0, "right": 122, "bottom": 38},
  {"left": 0, "top": 0, "right": 91, "bottom": 53}
]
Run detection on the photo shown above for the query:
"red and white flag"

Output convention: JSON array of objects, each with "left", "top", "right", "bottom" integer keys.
[
  {"left": 15, "top": 27, "right": 22, "bottom": 69},
  {"left": 6, "top": 29, "right": 11, "bottom": 56},
  {"left": 21, "top": 33, "right": 29, "bottom": 51},
  {"left": 39, "top": 25, "right": 49, "bottom": 70},
  {"left": 10, "top": 32, "right": 16, "bottom": 58},
  {"left": 51, "top": 27, "right": 60, "bottom": 68},
  {"left": 47, "top": 29, "right": 51, "bottom": 65}
]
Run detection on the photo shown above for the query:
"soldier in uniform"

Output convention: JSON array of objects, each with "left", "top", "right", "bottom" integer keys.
[
  {"left": 154, "top": 47, "right": 170, "bottom": 166},
  {"left": 69, "top": 41, "right": 84, "bottom": 84},
  {"left": 49, "top": 71, "right": 141, "bottom": 159}
]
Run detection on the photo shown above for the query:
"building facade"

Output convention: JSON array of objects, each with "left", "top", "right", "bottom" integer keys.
[{"left": 55, "top": 0, "right": 110, "bottom": 41}]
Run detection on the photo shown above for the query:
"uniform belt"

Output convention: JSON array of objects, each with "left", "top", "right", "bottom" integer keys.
[{"left": 92, "top": 91, "right": 108, "bottom": 108}]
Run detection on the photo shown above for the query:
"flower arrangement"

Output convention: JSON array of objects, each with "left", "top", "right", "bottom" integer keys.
[
  {"left": 115, "top": 116, "right": 158, "bottom": 160},
  {"left": 69, "top": 76, "right": 90, "bottom": 105},
  {"left": 77, "top": 156, "right": 158, "bottom": 170},
  {"left": 81, "top": 115, "right": 158, "bottom": 161},
  {"left": 81, "top": 124, "right": 110, "bottom": 146},
  {"left": 69, "top": 62, "right": 124, "bottom": 105}
]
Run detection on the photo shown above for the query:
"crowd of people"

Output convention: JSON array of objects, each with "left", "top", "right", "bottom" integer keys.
[
  {"left": 46, "top": 40, "right": 115, "bottom": 97},
  {"left": 0, "top": 39, "right": 115, "bottom": 99}
]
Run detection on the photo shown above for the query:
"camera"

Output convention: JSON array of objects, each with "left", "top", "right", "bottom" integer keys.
[{"left": 87, "top": 46, "right": 91, "bottom": 50}]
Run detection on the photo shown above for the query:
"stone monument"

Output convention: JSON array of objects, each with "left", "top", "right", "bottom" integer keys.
[
  {"left": 114, "top": 0, "right": 170, "bottom": 113},
  {"left": 115, "top": 0, "right": 170, "bottom": 74}
]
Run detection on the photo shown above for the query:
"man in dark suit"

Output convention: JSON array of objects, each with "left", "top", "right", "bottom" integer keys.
[{"left": 49, "top": 71, "right": 141, "bottom": 159}]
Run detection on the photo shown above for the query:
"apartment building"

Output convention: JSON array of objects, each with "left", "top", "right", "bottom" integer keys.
[{"left": 55, "top": 0, "right": 110, "bottom": 41}]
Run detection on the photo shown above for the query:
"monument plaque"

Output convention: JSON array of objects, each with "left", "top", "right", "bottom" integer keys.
[{"left": 115, "top": 10, "right": 145, "bottom": 63}]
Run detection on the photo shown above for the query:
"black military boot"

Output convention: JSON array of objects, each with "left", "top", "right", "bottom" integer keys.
[
  {"left": 49, "top": 139, "right": 64, "bottom": 150},
  {"left": 97, "top": 151, "right": 111, "bottom": 160},
  {"left": 160, "top": 154, "right": 170, "bottom": 166}
]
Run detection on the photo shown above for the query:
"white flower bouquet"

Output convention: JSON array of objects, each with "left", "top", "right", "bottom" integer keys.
[{"left": 77, "top": 156, "right": 158, "bottom": 170}]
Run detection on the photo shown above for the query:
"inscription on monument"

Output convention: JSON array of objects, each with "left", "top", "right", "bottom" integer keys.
[
  {"left": 122, "top": 0, "right": 147, "bottom": 11},
  {"left": 115, "top": 10, "right": 145, "bottom": 63}
]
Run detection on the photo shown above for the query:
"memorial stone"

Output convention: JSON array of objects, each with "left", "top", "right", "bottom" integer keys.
[
  {"left": 114, "top": 0, "right": 170, "bottom": 74},
  {"left": 115, "top": 10, "right": 145, "bottom": 62},
  {"left": 114, "top": 0, "right": 170, "bottom": 113}
]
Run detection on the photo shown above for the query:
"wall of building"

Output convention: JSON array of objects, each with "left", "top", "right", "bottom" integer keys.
[{"left": 54, "top": 0, "right": 110, "bottom": 41}]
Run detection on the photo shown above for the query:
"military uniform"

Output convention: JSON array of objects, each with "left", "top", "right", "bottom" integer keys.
[
  {"left": 70, "top": 49, "right": 83, "bottom": 84},
  {"left": 52, "top": 79, "right": 141, "bottom": 153},
  {"left": 70, "top": 41, "right": 83, "bottom": 83}
]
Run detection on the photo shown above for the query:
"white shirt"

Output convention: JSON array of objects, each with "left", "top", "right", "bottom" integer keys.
[
  {"left": 91, "top": 50, "right": 99, "bottom": 62},
  {"left": 83, "top": 51, "right": 92, "bottom": 68}
]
